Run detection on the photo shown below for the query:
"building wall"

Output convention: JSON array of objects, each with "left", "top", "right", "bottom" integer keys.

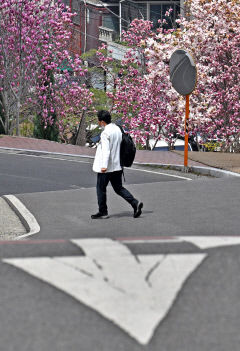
[
  {"left": 72, "top": 3, "right": 103, "bottom": 55},
  {"left": 62, "top": 0, "right": 182, "bottom": 55},
  {"left": 85, "top": 5, "right": 103, "bottom": 53},
  {"left": 61, "top": 0, "right": 104, "bottom": 55}
]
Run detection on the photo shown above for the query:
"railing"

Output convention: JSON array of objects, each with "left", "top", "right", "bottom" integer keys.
[{"left": 99, "top": 26, "right": 116, "bottom": 42}]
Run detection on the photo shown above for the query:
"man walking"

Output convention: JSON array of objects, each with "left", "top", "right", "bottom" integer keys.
[{"left": 91, "top": 110, "right": 143, "bottom": 219}]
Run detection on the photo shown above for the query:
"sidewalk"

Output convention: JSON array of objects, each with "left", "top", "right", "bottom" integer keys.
[
  {"left": 1, "top": 134, "right": 237, "bottom": 170},
  {"left": 174, "top": 150, "right": 240, "bottom": 174}
]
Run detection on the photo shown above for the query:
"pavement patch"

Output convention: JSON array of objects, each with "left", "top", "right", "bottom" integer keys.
[
  {"left": 0, "top": 197, "right": 26, "bottom": 239},
  {"left": 3, "top": 195, "right": 40, "bottom": 239}
]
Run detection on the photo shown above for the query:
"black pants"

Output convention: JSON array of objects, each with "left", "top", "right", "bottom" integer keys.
[{"left": 97, "top": 170, "right": 137, "bottom": 214}]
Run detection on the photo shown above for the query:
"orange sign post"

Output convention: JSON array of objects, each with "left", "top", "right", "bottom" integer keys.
[
  {"left": 184, "top": 94, "right": 190, "bottom": 170},
  {"left": 169, "top": 49, "right": 197, "bottom": 173}
]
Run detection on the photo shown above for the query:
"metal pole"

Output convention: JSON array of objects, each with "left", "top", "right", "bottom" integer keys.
[
  {"left": 184, "top": 94, "right": 190, "bottom": 171},
  {"left": 119, "top": 0, "right": 122, "bottom": 40},
  {"left": 84, "top": 0, "right": 87, "bottom": 53}
]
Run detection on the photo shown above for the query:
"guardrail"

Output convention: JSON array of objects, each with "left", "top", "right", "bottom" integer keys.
[{"left": 99, "top": 26, "right": 116, "bottom": 42}]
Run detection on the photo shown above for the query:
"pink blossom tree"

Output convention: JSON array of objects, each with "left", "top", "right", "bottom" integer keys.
[
  {"left": 97, "top": 1, "right": 239, "bottom": 151},
  {"left": 147, "top": 0, "right": 240, "bottom": 151},
  {"left": 96, "top": 19, "right": 184, "bottom": 150},
  {"left": 0, "top": 0, "right": 92, "bottom": 142},
  {"left": 55, "top": 81, "right": 93, "bottom": 144}
]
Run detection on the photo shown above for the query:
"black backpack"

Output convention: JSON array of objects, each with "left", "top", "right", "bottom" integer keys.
[{"left": 117, "top": 125, "right": 136, "bottom": 167}]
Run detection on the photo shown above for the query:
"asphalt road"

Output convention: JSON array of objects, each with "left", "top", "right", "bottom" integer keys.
[
  {"left": 1, "top": 238, "right": 240, "bottom": 351},
  {"left": 1, "top": 150, "right": 240, "bottom": 351},
  {"left": 0, "top": 151, "right": 188, "bottom": 196}
]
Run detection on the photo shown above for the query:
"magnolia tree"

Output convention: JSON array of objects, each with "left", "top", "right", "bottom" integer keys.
[
  {"left": 55, "top": 82, "right": 93, "bottom": 144},
  {"left": 0, "top": 0, "right": 92, "bottom": 142},
  {"left": 96, "top": 19, "right": 184, "bottom": 150},
  {"left": 147, "top": 0, "right": 240, "bottom": 151},
  {"left": 97, "top": 1, "right": 239, "bottom": 151}
]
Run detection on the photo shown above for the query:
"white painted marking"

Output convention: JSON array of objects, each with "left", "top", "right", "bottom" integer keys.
[
  {"left": 3, "top": 195, "right": 40, "bottom": 239},
  {"left": 120, "top": 236, "right": 240, "bottom": 250},
  {"left": 130, "top": 167, "right": 192, "bottom": 181},
  {"left": 180, "top": 236, "right": 240, "bottom": 249},
  {"left": 121, "top": 238, "right": 180, "bottom": 244},
  {"left": 3, "top": 238, "right": 206, "bottom": 345},
  {"left": 15, "top": 154, "right": 91, "bottom": 164},
  {"left": 0, "top": 147, "right": 94, "bottom": 160}
]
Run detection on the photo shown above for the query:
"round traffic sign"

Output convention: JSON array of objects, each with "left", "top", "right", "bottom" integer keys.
[{"left": 169, "top": 49, "right": 197, "bottom": 96}]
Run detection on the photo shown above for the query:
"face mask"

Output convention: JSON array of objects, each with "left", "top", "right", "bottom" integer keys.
[{"left": 99, "top": 121, "right": 105, "bottom": 130}]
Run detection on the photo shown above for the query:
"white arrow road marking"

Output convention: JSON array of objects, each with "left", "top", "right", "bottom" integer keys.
[
  {"left": 180, "top": 236, "right": 240, "bottom": 249},
  {"left": 3, "top": 238, "right": 206, "bottom": 345},
  {"left": 122, "top": 237, "right": 240, "bottom": 250}
]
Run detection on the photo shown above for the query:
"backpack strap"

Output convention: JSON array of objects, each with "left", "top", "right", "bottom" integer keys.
[
  {"left": 122, "top": 168, "right": 126, "bottom": 182},
  {"left": 117, "top": 125, "right": 126, "bottom": 181},
  {"left": 117, "top": 124, "right": 124, "bottom": 134}
]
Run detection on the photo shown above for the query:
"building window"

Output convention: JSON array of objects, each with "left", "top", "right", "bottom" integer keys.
[
  {"left": 61, "top": 0, "right": 70, "bottom": 8},
  {"left": 120, "top": 1, "right": 180, "bottom": 31},
  {"left": 72, "top": 0, "right": 81, "bottom": 25},
  {"left": 102, "top": 0, "right": 180, "bottom": 39},
  {"left": 102, "top": 6, "right": 119, "bottom": 32},
  {"left": 150, "top": 2, "right": 180, "bottom": 30},
  {"left": 137, "top": 3, "right": 147, "bottom": 20}
]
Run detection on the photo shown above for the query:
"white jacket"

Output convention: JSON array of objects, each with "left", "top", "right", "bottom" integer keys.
[{"left": 93, "top": 123, "right": 122, "bottom": 173}]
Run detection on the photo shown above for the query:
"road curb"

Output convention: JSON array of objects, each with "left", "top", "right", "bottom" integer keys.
[{"left": 3, "top": 195, "right": 40, "bottom": 240}]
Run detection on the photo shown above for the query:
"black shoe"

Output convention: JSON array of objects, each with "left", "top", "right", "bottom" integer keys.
[
  {"left": 91, "top": 212, "right": 109, "bottom": 219},
  {"left": 133, "top": 202, "right": 143, "bottom": 218}
]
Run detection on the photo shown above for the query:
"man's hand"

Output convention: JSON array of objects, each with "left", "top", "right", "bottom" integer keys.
[{"left": 101, "top": 168, "right": 107, "bottom": 173}]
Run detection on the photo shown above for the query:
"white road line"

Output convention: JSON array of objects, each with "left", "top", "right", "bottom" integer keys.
[
  {"left": 8, "top": 153, "right": 91, "bottom": 164},
  {"left": 180, "top": 236, "right": 240, "bottom": 249},
  {"left": 119, "top": 236, "right": 240, "bottom": 249},
  {"left": 120, "top": 238, "right": 180, "bottom": 244},
  {"left": 22, "top": 154, "right": 91, "bottom": 164},
  {"left": 0, "top": 147, "right": 94, "bottom": 159},
  {"left": 3, "top": 195, "right": 40, "bottom": 239},
  {"left": 2, "top": 238, "right": 206, "bottom": 345},
  {"left": 130, "top": 167, "right": 192, "bottom": 180}
]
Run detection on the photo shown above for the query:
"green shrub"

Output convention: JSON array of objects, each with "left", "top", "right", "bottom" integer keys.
[
  {"left": 203, "top": 141, "right": 221, "bottom": 152},
  {"left": 20, "top": 121, "right": 34, "bottom": 137},
  {"left": 33, "top": 113, "right": 59, "bottom": 142}
]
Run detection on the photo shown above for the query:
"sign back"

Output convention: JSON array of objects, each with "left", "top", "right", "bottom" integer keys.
[{"left": 169, "top": 49, "right": 197, "bottom": 96}]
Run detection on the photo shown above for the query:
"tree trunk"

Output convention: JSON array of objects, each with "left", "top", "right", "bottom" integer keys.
[
  {"left": 0, "top": 94, "right": 5, "bottom": 134},
  {"left": 75, "top": 110, "right": 86, "bottom": 146},
  {"left": 1, "top": 91, "right": 9, "bottom": 134},
  {"left": 223, "top": 132, "right": 240, "bottom": 152},
  {"left": 16, "top": 99, "right": 20, "bottom": 136}
]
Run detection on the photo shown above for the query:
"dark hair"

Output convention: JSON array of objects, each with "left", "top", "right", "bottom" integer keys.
[{"left": 97, "top": 110, "right": 111, "bottom": 124}]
